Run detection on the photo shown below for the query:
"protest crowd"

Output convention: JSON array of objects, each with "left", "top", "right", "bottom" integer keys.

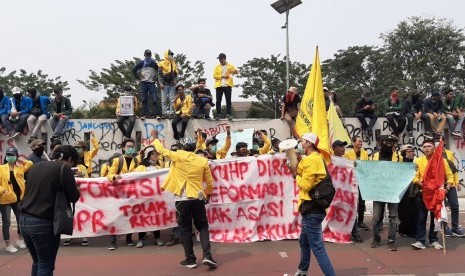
[{"left": 0, "top": 49, "right": 464, "bottom": 276}]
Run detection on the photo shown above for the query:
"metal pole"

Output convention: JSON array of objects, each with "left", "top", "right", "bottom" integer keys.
[{"left": 285, "top": 8, "right": 290, "bottom": 90}]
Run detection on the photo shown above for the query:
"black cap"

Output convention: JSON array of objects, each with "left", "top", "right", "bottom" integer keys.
[
  {"left": 144, "top": 49, "right": 151, "bottom": 56},
  {"left": 206, "top": 138, "right": 219, "bottom": 147},
  {"left": 379, "top": 134, "right": 398, "bottom": 142},
  {"left": 332, "top": 140, "right": 348, "bottom": 148},
  {"left": 6, "top": 147, "right": 18, "bottom": 156},
  {"left": 431, "top": 91, "right": 441, "bottom": 97},
  {"left": 217, "top": 53, "right": 226, "bottom": 59}
]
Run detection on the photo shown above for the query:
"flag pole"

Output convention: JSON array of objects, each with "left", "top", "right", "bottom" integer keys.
[{"left": 441, "top": 222, "right": 446, "bottom": 255}]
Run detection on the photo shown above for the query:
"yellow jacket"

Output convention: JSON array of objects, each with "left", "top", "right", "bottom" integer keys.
[
  {"left": 296, "top": 152, "right": 327, "bottom": 208},
  {"left": 344, "top": 148, "right": 369, "bottom": 161},
  {"left": 116, "top": 96, "right": 139, "bottom": 115},
  {"left": 213, "top": 63, "right": 238, "bottom": 88},
  {"left": 100, "top": 163, "right": 110, "bottom": 177},
  {"left": 152, "top": 139, "right": 213, "bottom": 198},
  {"left": 444, "top": 149, "right": 459, "bottom": 185},
  {"left": 413, "top": 155, "right": 454, "bottom": 187},
  {"left": 83, "top": 137, "right": 99, "bottom": 176},
  {"left": 173, "top": 94, "right": 193, "bottom": 116},
  {"left": 0, "top": 160, "right": 33, "bottom": 204},
  {"left": 107, "top": 156, "right": 139, "bottom": 181},
  {"left": 196, "top": 134, "right": 207, "bottom": 152},
  {"left": 158, "top": 50, "right": 179, "bottom": 75},
  {"left": 371, "top": 151, "right": 403, "bottom": 162},
  {"left": 77, "top": 164, "right": 89, "bottom": 178},
  {"left": 216, "top": 137, "right": 231, "bottom": 159},
  {"left": 258, "top": 135, "right": 272, "bottom": 155}
]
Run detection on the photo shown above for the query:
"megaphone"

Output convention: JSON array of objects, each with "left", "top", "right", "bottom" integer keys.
[{"left": 279, "top": 139, "right": 298, "bottom": 177}]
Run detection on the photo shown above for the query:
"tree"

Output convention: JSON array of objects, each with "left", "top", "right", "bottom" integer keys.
[
  {"left": 78, "top": 53, "right": 205, "bottom": 100},
  {"left": 0, "top": 67, "right": 69, "bottom": 96},
  {"left": 238, "top": 55, "right": 309, "bottom": 118}
]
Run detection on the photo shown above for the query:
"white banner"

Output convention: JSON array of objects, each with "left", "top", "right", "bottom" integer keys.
[
  {"left": 70, "top": 154, "right": 301, "bottom": 242},
  {"left": 119, "top": 96, "right": 134, "bottom": 116},
  {"left": 322, "top": 156, "right": 358, "bottom": 243}
]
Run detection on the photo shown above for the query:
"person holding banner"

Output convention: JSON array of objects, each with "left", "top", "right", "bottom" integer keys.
[
  {"left": 411, "top": 141, "right": 454, "bottom": 250},
  {"left": 294, "top": 133, "right": 336, "bottom": 276},
  {"left": 205, "top": 126, "right": 231, "bottom": 160},
  {"left": 344, "top": 136, "right": 370, "bottom": 232},
  {"left": 134, "top": 146, "right": 165, "bottom": 248},
  {"left": 370, "top": 134, "right": 402, "bottom": 251},
  {"left": 116, "top": 86, "right": 139, "bottom": 139},
  {"left": 151, "top": 129, "right": 217, "bottom": 269}
]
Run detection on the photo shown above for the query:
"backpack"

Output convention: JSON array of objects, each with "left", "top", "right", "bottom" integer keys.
[
  {"left": 309, "top": 160, "right": 335, "bottom": 210},
  {"left": 115, "top": 155, "right": 138, "bottom": 175}
]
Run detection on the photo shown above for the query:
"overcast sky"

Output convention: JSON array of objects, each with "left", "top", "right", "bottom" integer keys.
[{"left": 2, "top": 0, "right": 465, "bottom": 107}]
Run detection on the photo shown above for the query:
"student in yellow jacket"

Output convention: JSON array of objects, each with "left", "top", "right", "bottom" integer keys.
[
  {"left": 0, "top": 147, "right": 33, "bottom": 253},
  {"left": 294, "top": 133, "right": 336, "bottom": 276},
  {"left": 410, "top": 141, "right": 455, "bottom": 250},
  {"left": 213, "top": 53, "right": 238, "bottom": 120},
  {"left": 205, "top": 126, "right": 231, "bottom": 160},
  {"left": 107, "top": 138, "right": 139, "bottom": 250},
  {"left": 172, "top": 85, "right": 193, "bottom": 141},
  {"left": 150, "top": 129, "right": 217, "bottom": 268},
  {"left": 73, "top": 131, "right": 99, "bottom": 177},
  {"left": 252, "top": 130, "right": 272, "bottom": 155},
  {"left": 344, "top": 136, "right": 369, "bottom": 161},
  {"left": 133, "top": 146, "right": 165, "bottom": 248}
]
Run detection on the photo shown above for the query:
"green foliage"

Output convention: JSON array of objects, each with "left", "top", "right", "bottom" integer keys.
[
  {"left": 0, "top": 67, "right": 69, "bottom": 96},
  {"left": 238, "top": 55, "right": 309, "bottom": 118}
]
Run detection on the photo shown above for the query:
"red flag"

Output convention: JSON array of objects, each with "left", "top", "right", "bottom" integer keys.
[{"left": 422, "top": 141, "right": 446, "bottom": 219}]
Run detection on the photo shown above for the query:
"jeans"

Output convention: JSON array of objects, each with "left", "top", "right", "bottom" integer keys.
[
  {"left": 445, "top": 187, "right": 460, "bottom": 230},
  {"left": 161, "top": 84, "right": 176, "bottom": 115},
  {"left": 27, "top": 114, "right": 48, "bottom": 137},
  {"left": 116, "top": 115, "right": 136, "bottom": 138},
  {"left": 0, "top": 202, "right": 21, "bottom": 241},
  {"left": 386, "top": 113, "right": 406, "bottom": 135},
  {"left": 355, "top": 113, "right": 377, "bottom": 131},
  {"left": 171, "top": 114, "right": 189, "bottom": 140},
  {"left": 140, "top": 81, "right": 159, "bottom": 117},
  {"left": 446, "top": 114, "right": 465, "bottom": 132},
  {"left": 176, "top": 200, "right": 212, "bottom": 261},
  {"left": 372, "top": 201, "right": 398, "bottom": 241},
  {"left": 2, "top": 113, "right": 29, "bottom": 133},
  {"left": 50, "top": 115, "right": 69, "bottom": 136},
  {"left": 215, "top": 86, "right": 232, "bottom": 115},
  {"left": 415, "top": 193, "right": 438, "bottom": 244},
  {"left": 297, "top": 214, "right": 336, "bottom": 276},
  {"left": 19, "top": 214, "right": 60, "bottom": 276}
]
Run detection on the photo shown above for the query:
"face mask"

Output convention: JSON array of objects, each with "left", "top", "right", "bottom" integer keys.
[
  {"left": 297, "top": 143, "right": 303, "bottom": 151},
  {"left": 125, "top": 147, "right": 136, "bottom": 155},
  {"left": 75, "top": 148, "right": 83, "bottom": 154},
  {"left": 13, "top": 94, "right": 21, "bottom": 100},
  {"left": 6, "top": 156, "right": 17, "bottom": 164},
  {"left": 252, "top": 144, "right": 259, "bottom": 151},
  {"left": 210, "top": 145, "right": 217, "bottom": 154}
]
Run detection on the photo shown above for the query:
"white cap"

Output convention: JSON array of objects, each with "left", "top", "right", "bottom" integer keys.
[
  {"left": 323, "top": 87, "right": 329, "bottom": 91},
  {"left": 301, "top": 133, "right": 319, "bottom": 147},
  {"left": 12, "top": 87, "right": 21, "bottom": 94},
  {"left": 143, "top": 146, "right": 156, "bottom": 159}
]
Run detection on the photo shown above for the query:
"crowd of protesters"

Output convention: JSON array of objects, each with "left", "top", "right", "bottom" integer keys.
[{"left": 0, "top": 49, "right": 464, "bottom": 276}]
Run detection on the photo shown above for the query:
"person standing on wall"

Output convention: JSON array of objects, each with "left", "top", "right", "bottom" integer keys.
[
  {"left": 48, "top": 88, "right": 72, "bottom": 142},
  {"left": 158, "top": 49, "right": 179, "bottom": 119},
  {"left": 213, "top": 53, "right": 238, "bottom": 120},
  {"left": 19, "top": 145, "right": 80, "bottom": 276},
  {"left": 132, "top": 49, "right": 160, "bottom": 120},
  {"left": 150, "top": 129, "right": 217, "bottom": 269},
  {"left": 294, "top": 133, "right": 336, "bottom": 276},
  {"left": 281, "top": 86, "right": 301, "bottom": 138},
  {"left": 26, "top": 88, "right": 50, "bottom": 144}
]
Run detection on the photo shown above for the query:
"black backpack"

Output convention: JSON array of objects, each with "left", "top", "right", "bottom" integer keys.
[{"left": 309, "top": 160, "right": 335, "bottom": 210}]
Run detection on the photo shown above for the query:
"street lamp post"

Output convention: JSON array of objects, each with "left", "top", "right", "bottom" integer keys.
[{"left": 271, "top": 0, "right": 302, "bottom": 90}]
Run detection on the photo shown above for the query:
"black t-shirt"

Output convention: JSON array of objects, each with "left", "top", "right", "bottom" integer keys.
[
  {"left": 32, "top": 98, "right": 43, "bottom": 116},
  {"left": 192, "top": 88, "right": 212, "bottom": 99},
  {"left": 282, "top": 92, "right": 301, "bottom": 111},
  {"left": 20, "top": 161, "right": 80, "bottom": 220},
  {"left": 10, "top": 171, "right": 21, "bottom": 203},
  {"left": 56, "top": 100, "right": 62, "bottom": 114}
]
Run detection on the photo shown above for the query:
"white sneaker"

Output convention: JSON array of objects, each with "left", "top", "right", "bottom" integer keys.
[
  {"left": 430, "top": 241, "right": 443, "bottom": 250},
  {"left": 5, "top": 245, "right": 18, "bottom": 253},
  {"left": 411, "top": 241, "right": 426, "bottom": 250},
  {"left": 16, "top": 240, "right": 26, "bottom": 249}
]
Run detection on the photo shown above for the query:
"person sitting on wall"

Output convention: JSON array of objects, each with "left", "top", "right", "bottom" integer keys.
[
  {"left": 280, "top": 86, "right": 301, "bottom": 138},
  {"left": 48, "top": 88, "right": 72, "bottom": 142},
  {"left": 2, "top": 87, "right": 32, "bottom": 141},
  {"left": 384, "top": 87, "right": 406, "bottom": 137},
  {"left": 26, "top": 88, "right": 50, "bottom": 144},
  {"left": 422, "top": 90, "right": 446, "bottom": 139},
  {"left": 190, "top": 78, "right": 214, "bottom": 120},
  {"left": 172, "top": 84, "right": 193, "bottom": 141},
  {"left": 354, "top": 91, "right": 377, "bottom": 138},
  {"left": 404, "top": 89, "right": 424, "bottom": 140}
]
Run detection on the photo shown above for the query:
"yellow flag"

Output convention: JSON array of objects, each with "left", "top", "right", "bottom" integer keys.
[
  {"left": 295, "top": 47, "right": 329, "bottom": 153},
  {"left": 327, "top": 101, "right": 351, "bottom": 145}
]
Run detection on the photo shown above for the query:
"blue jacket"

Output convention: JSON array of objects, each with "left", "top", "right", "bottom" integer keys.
[
  {"left": 0, "top": 96, "right": 10, "bottom": 116},
  {"left": 31, "top": 96, "right": 51, "bottom": 118},
  {"left": 9, "top": 96, "right": 33, "bottom": 115}
]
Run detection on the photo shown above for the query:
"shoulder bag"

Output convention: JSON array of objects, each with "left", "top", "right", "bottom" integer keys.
[{"left": 53, "top": 163, "right": 75, "bottom": 236}]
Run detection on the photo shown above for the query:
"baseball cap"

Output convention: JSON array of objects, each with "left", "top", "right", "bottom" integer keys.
[
  {"left": 143, "top": 146, "right": 156, "bottom": 159},
  {"left": 431, "top": 91, "right": 441, "bottom": 97},
  {"left": 6, "top": 147, "right": 18, "bottom": 156},
  {"left": 379, "top": 134, "right": 398, "bottom": 142},
  {"left": 73, "top": 141, "right": 87, "bottom": 149},
  {"left": 144, "top": 49, "right": 151, "bottom": 56},
  {"left": 12, "top": 87, "right": 21, "bottom": 95},
  {"left": 206, "top": 138, "right": 219, "bottom": 147},
  {"left": 288, "top": 86, "right": 298, "bottom": 93},
  {"left": 323, "top": 87, "right": 329, "bottom": 91},
  {"left": 301, "top": 133, "right": 319, "bottom": 147},
  {"left": 217, "top": 53, "right": 226, "bottom": 59},
  {"left": 30, "top": 139, "right": 46, "bottom": 150},
  {"left": 332, "top": 140, "right": 348, "bottom": 148},
  {"left": 400, "top": 144, "right": 414, "bottom": 152}
]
